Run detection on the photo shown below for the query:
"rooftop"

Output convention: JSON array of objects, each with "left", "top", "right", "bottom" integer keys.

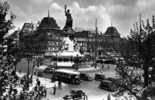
[
  {"left": 74, "top": 31, "right": 95, "bottom": 38},
  {"left": 38, "top": 16, "right": 60, "bottom": 30},
  {"left": 104, "top": 26, "right": 120, "bottom": 37}
]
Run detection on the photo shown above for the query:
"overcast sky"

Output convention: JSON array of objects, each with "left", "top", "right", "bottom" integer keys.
[{"left": 6, "top": 0, "right": 155, "bottom": 37}]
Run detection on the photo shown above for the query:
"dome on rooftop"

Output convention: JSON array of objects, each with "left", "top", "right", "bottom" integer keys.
[
  {"left": 104, "top": 26, "right": 120, "bottom": 37},
  {"left": 38, "top": 17, "right": 59, "bottom": 30}
]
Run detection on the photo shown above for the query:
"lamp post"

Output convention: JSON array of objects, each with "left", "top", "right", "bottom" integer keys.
[
  {"left": 27, "top": 56, "right": 32, "bottom": 83},
  {"left": 27, "top": 57, "right": 30, "bottom": 78}
]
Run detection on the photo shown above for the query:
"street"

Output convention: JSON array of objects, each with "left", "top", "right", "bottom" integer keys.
[
  {"left": 16, "top": 59, "right": 136, "bottom": 100},
  {"left": 43, "top": 80, "right": 111, "bottom": 100},
  {"left": 41, "top": 64, "right": 119, "bottom": 100}
]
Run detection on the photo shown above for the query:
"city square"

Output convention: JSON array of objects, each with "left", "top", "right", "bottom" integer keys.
[{"left": 0, "top": 0, "right": 155, "bottom": 100}]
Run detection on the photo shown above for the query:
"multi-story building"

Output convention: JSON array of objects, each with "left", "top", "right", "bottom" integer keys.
[
  {"left": 73, "top": 31, "right": 95, "bottom": 53},
  {"left": 19, "top": 12, "right": 122, "bottom": 58},
  {"left": 101, "top": 26, "right": 121, "bottom": 52},
  {"left": 36, "top": 15, "right": 64, "bottom": 57},
  {"left": 19, "top": 23, "right": 35, "bottom": 56},
  {"left": 73, "top": 26, "right": 121, "bottom": 57},
  {"left": 19, "top": 15, "right": 64, "bottom": 57}
]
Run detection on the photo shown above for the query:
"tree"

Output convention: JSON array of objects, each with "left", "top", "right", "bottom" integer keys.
[
  {"left": 115, "top": 62, "right": 146, "bottom": 100},
  {"left": 115, "top": 15, "right": 155, "bottom": 100},
  {"left": 6, "top": 30, "right": 21, "bottom": 71},
  {"left": 0, "top": 1, "right": 18, "bottom": 97}
]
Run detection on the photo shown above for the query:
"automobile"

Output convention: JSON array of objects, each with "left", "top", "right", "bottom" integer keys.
[
  {"left": 35, "top": 65, "right": 48, "bottom": 72},
  {"left": 51, "top": 69, "right": 81, "bottom": 84},
  {"left": 103, "top": 58, "right": 115, "bottom": 64},
  {"left": 96, "top": 56, "right": 108, "bottom": 64},
  {"left": 35, "top": 65, "right": 48, "bottom": 76},
  {"left": 43, "top": 66, "right": 55, "bottom": 74},
  {"left": 95, "top": 73, "right": 105, "bottom": 81},
  {"left": 80, "top": 73, "right": 93, "bottom": 81},
  {"left": 106, "top": 77, "right": 122, "bottom": 85},
  {"left": 63, "top": 90, "right": 87, "bottom": 100},
  {"left": 99, "top": 80, "right": 118, "bottom": 92},
  {"left": 96, "top": 59, "right": 105, "bottom": 63},
  {"left": 106, "top": 77, "right": 117, "bottom": 82}
]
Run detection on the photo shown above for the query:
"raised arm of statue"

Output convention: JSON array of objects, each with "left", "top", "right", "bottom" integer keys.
[{"left": 64, "top": 4, "right": 67, "bottom": 14}]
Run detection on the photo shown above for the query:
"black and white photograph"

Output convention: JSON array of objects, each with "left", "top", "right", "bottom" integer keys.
[{"left": 0, "top": 0, "right": 155, "bottom": 100}]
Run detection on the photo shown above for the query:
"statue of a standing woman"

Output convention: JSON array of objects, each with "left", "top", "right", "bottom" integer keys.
[{"left": 63, "top": 5, "right": 73, "bottom": 30}]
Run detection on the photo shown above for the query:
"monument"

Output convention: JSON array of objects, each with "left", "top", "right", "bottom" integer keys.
[{"left": 63, "top": 5, "right": 73, "bottom": 31}]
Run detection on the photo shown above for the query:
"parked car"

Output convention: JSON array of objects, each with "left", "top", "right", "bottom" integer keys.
[
  {"left": 95, "top": 73, "right": 105, "bottom": 81},
  {"left": 96, "top": 59, "right": 105, "bottom": 64},
  {"left": 35, "top": 65, "right": 48, "bottom": 76},
  {"left": 103, "top": 58, "right": 115, "bottom": 64},
  {"left": 99, "top": 80, "right": 118, "bottom": 92},
  {"left": 106, "top": 77, "right": 122, "bottom": 86},
  {"left": 63, "top": 90, "right": 87, "bottom": 100},
  {"left": 44, "top": 66, "right": 55, "bottom": 74},
  {"left": 80, "top": 73, "right": 93, "bottom": 81}
]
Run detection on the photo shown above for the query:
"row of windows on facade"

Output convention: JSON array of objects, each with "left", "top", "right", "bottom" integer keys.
[
  {"left": 47, "top": 40, "right": 120, "bottom": 51},
  {"left": 75, "top": 39, "right": 120, "bottom": 45},
  {"left": 74, "top": 36, "right": 120, "bottom": 41},
  {"left": 22, "top": 41, "right": 120, "bottom": 52},
  {"left": 23, "top": 47, "right": 60, "bottom": 52},
  {"left": 22, "top": 42, "right": 120, "bottom": 52},
  {"left": 47, "top": 41, "right": 62, "bottom": 46}
]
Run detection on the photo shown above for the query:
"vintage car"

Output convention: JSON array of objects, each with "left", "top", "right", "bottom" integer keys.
[
  {"left": 99, "top": 79, "right": 118, "bottom": 92},
  {"left": 95, "top": 73, "right": 105, "bottom": 81},
  {"left": 80, "top": 73, "right": 93, "bottom": 81}
]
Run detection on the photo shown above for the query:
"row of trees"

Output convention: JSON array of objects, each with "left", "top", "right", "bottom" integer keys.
[{"left": 0, "top": 1, "right": 21, "bottom": 97}]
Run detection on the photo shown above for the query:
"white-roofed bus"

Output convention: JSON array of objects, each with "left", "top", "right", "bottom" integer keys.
[{"left": 52, "top": 69, "right": 81, "bottom": 85}]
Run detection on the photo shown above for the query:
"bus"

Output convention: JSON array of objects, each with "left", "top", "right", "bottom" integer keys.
[{"left": 52, "top": 69, "right": 81, "bottom": 85}]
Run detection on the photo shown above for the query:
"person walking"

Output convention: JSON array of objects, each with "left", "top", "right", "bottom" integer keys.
[
  {"left": 53, "top": 84, "right": 56, "bottom": 95},
  {"left": 58, "top": 81, "right": 62, "bottom": 89},
  {"left": 36, "top": 78, "right": 40, "bottom": 86},
  {"left": 107, "top": 93, "right": 111, "bottom": 100},
  {"left": 101, "top": 64, "right": 104, "bottom": 72}
]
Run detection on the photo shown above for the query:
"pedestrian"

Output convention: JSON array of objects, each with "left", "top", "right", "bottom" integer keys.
[
  {"left": 102, "top": 64, "right": 104, "bottom": 71},
  {"left": 58, "top": 81, "right": 62, "bottom": 88},
  {"left": 9, "top": 85, "right": 13, "bottom": 95},
  {"left": 146, "top": 97, "right": 152, "bottom": 100},
  {"left": 124, "top": 96, "right": 128, "bottom": 100},
  {"left": 95, "top": 63, "right": 97, "bottom": 69},
  {"left": 36, "top": 78, "right": 40, "bottom": 86},
  {"left": 53, "top": 84, "right": 56, "bottom": 95},
  {"left": 108, "top": 64, "right": 110, "bottom": 70},
  {"left": 107, "top": 93, "right": 111, "bottom": 100}
]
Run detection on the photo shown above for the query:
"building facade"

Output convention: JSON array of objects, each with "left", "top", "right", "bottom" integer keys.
[
  {"left": 73, "top": 26, "right": 121, "bottom": 57},
  {"left": 19, "top": 16, "right": 64, "bottom": 57},
  {"left": 19, "top": 13, "right": 122, "bottom": 58}
]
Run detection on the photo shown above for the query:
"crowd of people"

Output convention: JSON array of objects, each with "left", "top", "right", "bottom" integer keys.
[
  {"left": 0, "top": 67, "right": 47, "bottom": 100},
  {"left": 17, "top": 78, "right": 47, "bottom": 100}
]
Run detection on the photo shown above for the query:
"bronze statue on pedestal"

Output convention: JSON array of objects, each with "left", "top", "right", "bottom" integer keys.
[{"left": 63, "top": 5, "right": 73, "bottom": 31}]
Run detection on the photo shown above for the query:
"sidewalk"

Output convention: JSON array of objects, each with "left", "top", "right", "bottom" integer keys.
[
  {"left": 16, "top": 72, "right": 66, "bottom": 91},
  {"left": 42, "top": 89, "right": 136, "bottom": 100},
  {"left": 78, "top": 67, "right": 100, "bottom": 73}
]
